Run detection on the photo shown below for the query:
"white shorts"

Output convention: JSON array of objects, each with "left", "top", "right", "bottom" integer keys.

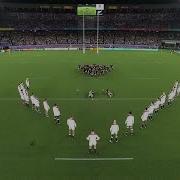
[
  {"left": 141, "top": 118, "right": 147, "bottom": 122},
  {"left": 111, "top": 132, "right": 118, "bottom": 135},
  {"left": 89, "top": 142, "right": 97, "bottom": 147},
  {"left": 69, "top": 127, "right": 75, "bottom": 131}
]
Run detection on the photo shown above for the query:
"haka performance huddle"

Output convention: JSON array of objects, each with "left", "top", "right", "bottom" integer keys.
[
  {"left": 17, "top": 78, "right": 180, "bottom": 154},
  {"left": 78, "top": 64, "right": 113, "bottom": 77}
]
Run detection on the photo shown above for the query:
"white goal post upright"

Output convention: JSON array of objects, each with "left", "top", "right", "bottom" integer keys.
[
  {"left": 96, "top": 4, "right": 104, "bottom": 54},
  {"left": 82, "top": 11, "right": 85, "bottom": 54},
  {"left": 96, "top": 12, "right": 99, "bottom": 54},
  {"left": 81, "top": 4, "right": 104, "bottom": 54}
]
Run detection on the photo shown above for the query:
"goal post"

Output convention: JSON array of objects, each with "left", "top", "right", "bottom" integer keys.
[
  {"left": 77, "top": 4, "right": 104, "bottom": 54},
  {"left": 82, "top": 11, "right": 85, "bottom": 54},
  {"left": 96, "top": 4, "right": 104, "bottom": 54}
]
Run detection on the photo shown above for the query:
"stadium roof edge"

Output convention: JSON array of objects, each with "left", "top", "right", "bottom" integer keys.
[
  {"left": 0, "top": 3, "right": 76, "bottom": 8},
  {"left": 1, "top": 2, "right": 180, "bottom": 8}
]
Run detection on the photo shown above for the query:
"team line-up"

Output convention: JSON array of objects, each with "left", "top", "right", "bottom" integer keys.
[{"left": 17, "top": 78, "right": 180, "bottom": 153}]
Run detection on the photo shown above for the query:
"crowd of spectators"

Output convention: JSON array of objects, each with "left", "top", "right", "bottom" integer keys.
[
  {"left": 1, "top": 8, "right": 180, "bottom": 30},
  {"left": 1, "top": 30, "right": 180, "bottom": 47},
  {"left": 1, "top": 7, "right": 180, "bottom": 48}
]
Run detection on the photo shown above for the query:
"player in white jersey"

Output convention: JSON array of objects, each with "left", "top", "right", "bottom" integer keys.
[
  {"left": 147, "top": 102, "right": 154, "bottom": 120},
  {"left": 67, "top": 117, "right": 77, "bottom": 137},
  {"left": 174, "top": 80, "right": 179, "bottom": 92},
  {"left": 173, "top": 86, "right": 177, "bottom": 95},
  {"left": 177, "top": 84, "right": 180, "bottom": 96},
  {"left": 25, "top": 78, "right": 30, "bottom": 89},
  {"left": 109, "top": 120, "right": 119, "bottom": 143},
  {"left": 18, "top": 84, "right": 25, "bottom": 104},
  {"left": 125, "top": 112, "right": 135, "bottom": 135},
  {"left": 30, "top": 93, "right": 36, "bottom": 110},
  {"left": 43, "top": 99, "right": 50, "bottom": 117},
  {"left": 86, "top": 130, "right": 100, "bottom": 153},
  {"left": 141, "top": 108, "right": 149, "bottom": 128},
  {"left": 154, "top": 98, "right": 161, "bottom": 113},
  {"left": 168, "top": 88, "right": 176, "bottom": 105},
  {"left": 52, "top": 104, "right": 61, "bottom": 124},
  {"left": 19, "top": 82, "right": 24, "bottom": 90},
  {"left": 160, "top": 92, "right": 166, "bottom": 109},
  {"left": 18, "top": 82, "right": 29, "bottom": 106},
  {"left": 23, "top": 88, "right": 29, "bottom": 106},
  {"left": 34, "top": 96, "right": 40, "bottom": 112}
]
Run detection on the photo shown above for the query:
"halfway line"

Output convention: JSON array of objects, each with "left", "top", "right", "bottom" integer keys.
[{"left": 1, "top": 97, "right": 180, "bottom": 101}]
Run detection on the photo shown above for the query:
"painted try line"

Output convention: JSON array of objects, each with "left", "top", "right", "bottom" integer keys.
[{"left": 54, "top": 157, "right": 134, "bottom": 161}]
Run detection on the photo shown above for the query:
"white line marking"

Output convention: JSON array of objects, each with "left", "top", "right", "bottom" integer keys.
[
  {"left": 49, "top": 98, "right": 157, "bottom": 101},
  {"left": 0, "top": 97, "right": 158, "bottom": 101},
  {"left": 1, "top": 97, "right": 180, "bottom": 101},
  {"left": 54, "top": 158, "right": 134, "bottom": 161},
  {"left": 129, "top": 77, "right": 160, "bottom": 80},
  {"left": 30, "top": 77, "right": 50, "bottom": 80},
  {"left": 48, "top": 98, "right": 154, "bottom": 101}
]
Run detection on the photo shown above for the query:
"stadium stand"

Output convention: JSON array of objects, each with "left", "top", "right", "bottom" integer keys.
[{"left": 0, "top": 4, "right": 180, "bottom": 50}]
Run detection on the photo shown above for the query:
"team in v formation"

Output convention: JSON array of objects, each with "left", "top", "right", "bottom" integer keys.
[
  {"left": 141, "top": 80, "right": 180, "bottom": 129},
  {"left": 17, "top": 78, "right": 180, "bottom": 154},
  {"left": 17, "top": 78, "right": 60, "bottom": 124}
]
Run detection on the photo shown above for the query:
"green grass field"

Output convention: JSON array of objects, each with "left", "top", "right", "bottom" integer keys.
[{"left": 0, "top": 50, "right": 180, "bottom": 180}]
